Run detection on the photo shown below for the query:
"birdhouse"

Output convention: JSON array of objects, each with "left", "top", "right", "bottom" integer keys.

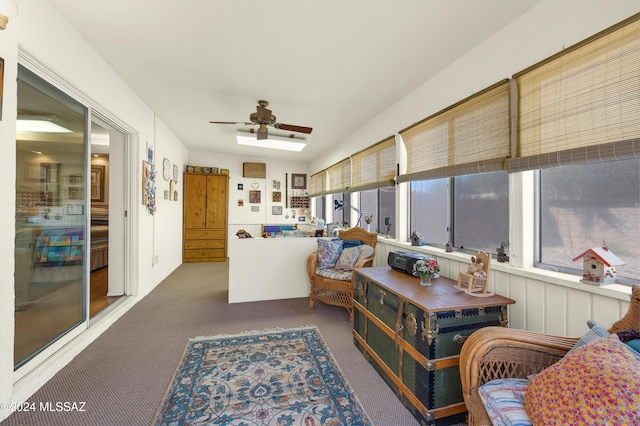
[
  {"left": 410, "top": 231, "right": 425, "bottom": 246},
  {"left": 572, "top": 246, "right": 624, "bottom": 285}
]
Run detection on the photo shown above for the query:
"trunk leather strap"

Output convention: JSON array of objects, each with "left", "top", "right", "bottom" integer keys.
[{"left": 395, "top": 298, "right": 405, "bottom": 347}]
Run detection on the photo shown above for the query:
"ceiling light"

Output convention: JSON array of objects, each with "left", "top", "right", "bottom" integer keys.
[
  {"left": 0, "top": 0, "right": 18, "bottom": 30},
  {"left": 17, "top": 115, "right": 73, "bottom": 133},
  {"left": 236, "top": 131, "right": 307, "bottom": 152}
]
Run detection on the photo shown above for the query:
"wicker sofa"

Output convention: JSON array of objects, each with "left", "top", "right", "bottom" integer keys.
[
  {"left": 459, "top": 285, "right": 640, "bottom": 425},
  {"left": 307, "top": 227, "right": 377, "bottom": 321}
]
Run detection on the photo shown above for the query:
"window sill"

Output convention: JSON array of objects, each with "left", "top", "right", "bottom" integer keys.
[{"left": 377, "top": 238, "right": 633, "bottom": 302}]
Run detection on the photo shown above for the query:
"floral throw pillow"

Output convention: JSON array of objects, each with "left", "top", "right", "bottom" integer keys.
[
  {"left": 524, "top": 334, "right": 640, "bottom": 425},
  {"left": 335, "top": 246, "right": 362, "bottom": 271},
  {"left": 317, "top": 239, "right": 343, "bottom": 269}
]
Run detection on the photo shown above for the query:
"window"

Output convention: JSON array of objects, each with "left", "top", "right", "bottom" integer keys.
[
  {"left": 538, "top": 159, "right": 640, "bottom": 281},
  {"left": 332, "top": 192, "right": 350, "bottom": 227},
  {"left": 313, "top": 195, "right": 325, "bottom": 221},
  {"left": 360, "top": 189, "right": 378, "bottom": 232},
  {"left": 410, "top": 178, "right": 448, "bottom": 246},
  {"left": 410, "top": 172, "right": 508, "bottom": 253},
  {"left": 359, "top": 186, "right": 396, "bottom": 236},
  {"left": 379, "top": 186, "right": 396, "bottom": 238},
  {"left": 453, "top": 172, "right": 509, "bottom": 251}
]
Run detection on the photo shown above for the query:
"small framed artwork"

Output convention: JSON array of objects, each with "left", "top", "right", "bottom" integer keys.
[
  {"left": 91, "top": 165, "right": 105, "bottom": 202},
  {"left": 25, "top": 163, "right": 43, "bottom": 181},
  {"left": 298, "top": 216, "right": 306, "bottom": 222},
  {"left": 291, "top": 173, "right": 307, "bottom": 189},
  {"left": 163, "top": 158, "right": 171, "bottom": 180},
  {"left": 68, "top": 187, "right": 82, "bottom": 200},
  {"left": 272, "top": 206, "right": 282, "bottom": 215},
  {"left": 251, "top": 206, "right": 260, "bottom": 212},
  {"left": 146, "top": 142, "right": 154, "bottom": 164},
  {"left": 164, "top": 190, "right": 169, "bottom": 199},
  {"left": 173, "top": 164, "right": 179, "bottom": 183},
  {"left": 238, "top": 199, "right": 244, "bottom": 206},
  {"left": 238, "top": 183, "right": 244, "bottom": 190},
  {"left": 272, "top": 191, "right": 281, "bottom": 202},
  {"left": 249, "top": 190, "right": 261, "bottom": 203}
]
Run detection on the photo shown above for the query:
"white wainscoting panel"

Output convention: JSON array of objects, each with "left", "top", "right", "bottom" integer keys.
[
  {"left": 545, "top": 285, "right": 568, "bottom": 336},
  {"left": 567, "top": 290, "right": 591, "bottom": 335},
  {"left": 375, "top": 239, "right": 631, "bottom": 337}
]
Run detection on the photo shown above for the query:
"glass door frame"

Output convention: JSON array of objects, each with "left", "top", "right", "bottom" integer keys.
[{"left": 14, "top": 49, "right": 138, "bottom": 381}]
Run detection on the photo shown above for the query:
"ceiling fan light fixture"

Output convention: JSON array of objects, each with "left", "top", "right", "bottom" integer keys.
[{"left": 236, "top": 131, "right": 307, "bottom": 152}]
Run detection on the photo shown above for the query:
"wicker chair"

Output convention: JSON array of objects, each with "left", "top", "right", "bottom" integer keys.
[
  {"left": 459, "top": 284, "right": 640, "bottom": 425},
  {"left": 307, "top": 227, "right": 377, "bottom": 321}
]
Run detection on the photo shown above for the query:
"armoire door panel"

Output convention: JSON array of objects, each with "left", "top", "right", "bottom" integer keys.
[{"left": 184, "top": 174, "right": 207, "bottom": 229}]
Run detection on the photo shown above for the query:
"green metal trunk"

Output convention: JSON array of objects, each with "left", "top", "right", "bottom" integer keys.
[{"left": 352, "top": 267, "right": 514, "bottom": 426}]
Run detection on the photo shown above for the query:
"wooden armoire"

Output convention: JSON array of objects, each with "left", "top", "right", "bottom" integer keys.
[{"left": 182, "top": 173, "right": 229, "bottom": 263}]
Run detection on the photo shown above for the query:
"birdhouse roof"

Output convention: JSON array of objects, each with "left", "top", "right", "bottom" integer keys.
[{"left": 572, "top": 247, "right": 625, "bottom": 267}]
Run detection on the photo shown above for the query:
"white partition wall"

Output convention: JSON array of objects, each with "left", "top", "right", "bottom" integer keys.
[{"left": 228, "top": 237, "right": 321, "bottom": 303}]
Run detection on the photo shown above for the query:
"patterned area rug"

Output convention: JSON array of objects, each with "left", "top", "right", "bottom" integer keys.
[{"left": 153, "top": 326, "right": 372, "bottom": 425}]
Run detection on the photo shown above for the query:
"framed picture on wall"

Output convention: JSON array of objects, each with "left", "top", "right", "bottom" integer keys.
[
  {"left": 146, "top": 142, "right": 154, "bottom": 164},
  {"left": 291, "top": 173, "right": 306, "bottom": 189},
  {"left": 91, "top": 165, "right": 105, "bottom": 202}
]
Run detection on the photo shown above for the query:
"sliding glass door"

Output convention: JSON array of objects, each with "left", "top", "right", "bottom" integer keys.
[{"left": 14, "top": 65, "right": 88, "bottom": 368}]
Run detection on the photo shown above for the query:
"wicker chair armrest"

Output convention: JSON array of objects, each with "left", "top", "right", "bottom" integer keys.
[
  {"left": 460, "top": 326, "right": 578, "bottom": 425},
  {"left": 306, "top": 252, "right": 319, "bottom": 280},
  {"left": 353, "top": 256, "right": 374, "bottom": 269}
]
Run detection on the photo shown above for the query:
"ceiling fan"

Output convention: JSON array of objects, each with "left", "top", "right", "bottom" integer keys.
[{"left": 209, "top": 100, "right": 313, "bottom": 140}]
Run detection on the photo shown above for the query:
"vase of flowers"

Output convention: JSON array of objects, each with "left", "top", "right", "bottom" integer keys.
[{"left": 413, "top": 258, "right": 440, "bottom": 286}]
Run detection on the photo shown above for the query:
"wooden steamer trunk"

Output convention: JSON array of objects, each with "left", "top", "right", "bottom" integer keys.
[{"left": 352, "top": 267, "right": 515, "bottom": 425}]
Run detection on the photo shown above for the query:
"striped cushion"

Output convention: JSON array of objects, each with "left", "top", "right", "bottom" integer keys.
[
  {"left": 315, "top": 268, "right": 352, "bottom": 281},
  {"left": 478, "top": 378, "right": 532, "bottom": 426}
]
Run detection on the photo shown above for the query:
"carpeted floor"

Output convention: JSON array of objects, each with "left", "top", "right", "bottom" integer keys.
[{"left": 1, "top": 263, "right": 424, "bottom": 426}]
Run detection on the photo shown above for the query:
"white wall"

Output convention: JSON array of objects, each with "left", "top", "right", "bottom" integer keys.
[
  {"left": 150, "top": 118, "right": 187, "bottom": 282},
  {"left": 188, "top": 150, "right": 316, "bottom": 237},
  {"left": 0, "top": 1, "right": 187, "bottom": 416}
]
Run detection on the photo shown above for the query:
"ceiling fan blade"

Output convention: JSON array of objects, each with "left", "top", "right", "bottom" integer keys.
[
  {"left": 209, "top": 121, "right": 253, "bottom": 125},
  {"left": 273, "top": 123, "right": 313, "bottom": 134}
]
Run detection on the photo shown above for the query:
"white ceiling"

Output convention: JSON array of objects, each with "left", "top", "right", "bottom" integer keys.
[{"left": 49, "top": 0, "right": 541, "bottom": 162}]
